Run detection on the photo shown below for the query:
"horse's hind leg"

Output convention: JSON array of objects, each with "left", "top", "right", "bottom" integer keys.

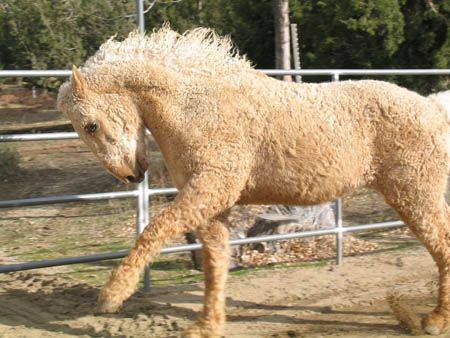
[
  {"left": 407, "top": 203, "right": 450, "bottom": 335},
  {"left": 376, "top": 162, "right": 450, "bottom": 335},
  {"left": 184, "top": 212, "right": 230, "bottom": 338}
]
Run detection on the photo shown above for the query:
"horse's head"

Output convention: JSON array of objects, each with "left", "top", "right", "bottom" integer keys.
[{"left": 57, "top": 66, "right": 149, "bottom": 183}]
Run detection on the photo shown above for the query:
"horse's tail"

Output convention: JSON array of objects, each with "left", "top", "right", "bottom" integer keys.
[
  {"left": 429, "top": 90, "right": 450, "bottom": 121},
  {"left": 429, "top": 91, "right": 450, "bottom": 171}
]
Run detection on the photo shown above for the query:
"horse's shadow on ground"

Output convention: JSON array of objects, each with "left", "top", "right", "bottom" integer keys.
[{"left": 0, "top": 274, "right": 412, "bottom": 337}]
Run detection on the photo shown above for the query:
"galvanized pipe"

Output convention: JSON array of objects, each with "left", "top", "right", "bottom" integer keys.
[
  {"left": 0, "top": 250, "right": 129, "bottom": 272},
  {"left": 0, "top": 191, "right": 138, "bottom": 208},
  {"left": 332, "top": 73, "right": 344, "bottom": 265},
  {"left": 134, "top": 0, "right": 151, "bottom": 291},
  {"left": 0, "top": 132, "right": 78, "bottom": 142},
  {"left": 0, "top": 220, "right": 404, "bottom": 273},
  {"left": 335, "top": 198, "right": 343, "bottom": 265},
  {"left": 0, "top": 188, "right": 177, "bottom": 208},
  {"left": 148, "top": 187, "right": 178, "bottom": 197},
  {"left": 136, "top": 173, "right": 150, "bottom": 235},
  {"left": 136, "top": 171, "right": 151, "bottom": 291},
  {"left": 136, "top": 0, "right": 145, "bottom": 34},
  {"left": 0, "top": 70, "right": 71, "bottom": 77},
  {"left": 1, "top": 69, "right": 449, "bottom": 79},
  {"left": 262, "top": 69, "right": 450, "bottom": 76}
]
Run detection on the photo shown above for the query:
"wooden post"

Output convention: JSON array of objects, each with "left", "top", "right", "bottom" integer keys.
[
  {"left": 290, "top": 23, "right": 301, "bottom": 83},
  {"left": 273, "top": 0, "right": 291, "bottom": 81}
]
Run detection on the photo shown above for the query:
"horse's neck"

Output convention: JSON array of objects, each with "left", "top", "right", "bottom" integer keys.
[{"left": 138, "top": 88, "right": 191, "bottom": 157}]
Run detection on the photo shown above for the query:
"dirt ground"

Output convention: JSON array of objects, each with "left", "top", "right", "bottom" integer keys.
[{"left": 0, "top": 246, "right": 443, "bottom": 338}]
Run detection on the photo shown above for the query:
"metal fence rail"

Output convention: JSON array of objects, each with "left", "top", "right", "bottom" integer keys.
[
  {"left": 0, "top": 220, "right": 403, "bottom": 273},
  {"left": 2, "top": 68, "right": 450, "bottom": 78},
  {"left": 262, "top": 69, "right": 450, "bottom": 76},
  {"left": 0, "top": 132, "right": 78, "bottom": 141},
  {"left": 0, "top": 188, "right": 178, "bottom": 208}
]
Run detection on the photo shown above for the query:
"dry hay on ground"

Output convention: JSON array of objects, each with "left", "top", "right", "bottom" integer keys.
[{"left": 240, "top": 234, "right": 379, "bottom": 267}]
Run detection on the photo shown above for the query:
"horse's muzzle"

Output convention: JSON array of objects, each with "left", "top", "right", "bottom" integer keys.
[
  {"left": 126, "top": 174, "right": 144, "bottom": 183},
  {"left": 126, "top": 160, "right": 146, "bottom": 183}
]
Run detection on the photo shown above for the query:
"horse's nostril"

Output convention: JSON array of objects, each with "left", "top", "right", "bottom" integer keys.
[{"left": 125, "top": 175, "right": 136, "bottom": 183}]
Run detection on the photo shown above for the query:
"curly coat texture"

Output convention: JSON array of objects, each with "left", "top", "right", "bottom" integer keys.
[{"left": 57, "top": 27, "right": 450, "bottom": 337}]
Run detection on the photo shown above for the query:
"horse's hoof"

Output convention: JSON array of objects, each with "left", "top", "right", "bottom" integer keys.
[
  {"left": 183, "top": 318, "right": 223, "bottom": 338},
  {"left": 423, "top": 312, "right": 448, "bottom": 335},
  {"left": 424, "top": 325, "right": 442, "bottom": 335},
  {"left": 95, "top": 297, "right": 122, "bottom": 314}
]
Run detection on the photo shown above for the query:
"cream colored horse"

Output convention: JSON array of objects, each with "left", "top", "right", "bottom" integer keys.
[{"left": 58, "top": 27, "right": 450, "bottom": 337}]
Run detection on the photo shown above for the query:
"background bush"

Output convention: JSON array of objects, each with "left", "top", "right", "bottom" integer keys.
[
  {"left": 0, "top": 0, "right": 448, "bottom": 92},
  {"left": 0, "top": 144, "right": 20, "bottom": 178}
]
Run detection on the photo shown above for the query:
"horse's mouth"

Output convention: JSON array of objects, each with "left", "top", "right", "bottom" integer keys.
[
  {"left": 124, "top": 160, "right": 147, "bottom": 184},
  {"left": 125, "top": 174, "right": 144, "bottom": 184}
]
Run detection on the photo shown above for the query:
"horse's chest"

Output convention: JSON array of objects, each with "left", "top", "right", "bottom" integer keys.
[{"left": 162, "top": 147, "right": 205, "bottom": 190}]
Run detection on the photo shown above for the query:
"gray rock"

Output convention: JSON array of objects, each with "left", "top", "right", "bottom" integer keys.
[
  {"left": 185, "top": 203, "right": 336, "bottom": 268},
  {"left": 247, "top": 203, "right": 335, "bottom": 253}
]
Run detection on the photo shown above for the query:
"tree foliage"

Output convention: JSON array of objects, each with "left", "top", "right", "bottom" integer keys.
[
  {"left": 393, "top": 0, "right": 449, "bottom": 91},
  {"left": 292, "top": 0, "right": 405, "bottom": 68},
  {"left": 0, "top": 0, "right": 448, "bottom": 92},
  {"left": 0, "top": 0, "right": 135, "bottom": 87}
]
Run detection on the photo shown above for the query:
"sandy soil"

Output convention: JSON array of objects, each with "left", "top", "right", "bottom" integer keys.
[{"left": 0, "top": 247, "right": 443, "bottom": 338}]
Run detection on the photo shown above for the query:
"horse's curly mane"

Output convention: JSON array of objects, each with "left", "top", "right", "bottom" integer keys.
[{"left": 82, "top": 25, "right": 253, "bottom": 76}]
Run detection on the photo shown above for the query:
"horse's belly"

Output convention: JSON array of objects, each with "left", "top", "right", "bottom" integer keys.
[
  {"left": 240, "top": 149, "right": 370, "bottom": 206},
  {"left": 240, "top": 175, "right": 351, "bottom": 205}
]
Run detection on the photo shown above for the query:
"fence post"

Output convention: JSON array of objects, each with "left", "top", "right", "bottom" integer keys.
[
  {"left": 332, "top": 72, "right": 344, "bottom": 265},
  {"left": 134, "top": 0, "right": 151, "bottom": 291},
  {"left": 136, "top": 171, "right": 151, "bottom": 291},
  {"left": 136, "top": 0, "right": 145, "bottom": 34}
]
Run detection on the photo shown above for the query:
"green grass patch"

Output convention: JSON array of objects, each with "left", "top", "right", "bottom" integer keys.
[{"left": 93, "top": 241, "right": 130, "bottom": 252}]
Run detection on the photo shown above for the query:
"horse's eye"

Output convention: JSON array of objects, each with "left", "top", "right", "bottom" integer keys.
[{"left": 85, "top": 123, "right": 98, "bottom": 134}]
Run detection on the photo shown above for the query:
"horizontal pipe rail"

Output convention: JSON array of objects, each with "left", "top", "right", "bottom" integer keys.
[
  {"left": 0, "top": 70, "right": 72, "bottom": 77},
  {"left": 1, "top": 69, "right": 449, "bottom": 79},
  {"left": 262, "top": 69, "right": 450, "bottom": 76},
  {"left": 148, "top": 187, "right": 178, "bottom": 196},
  {"left": 0, "top": 132, "right": 78, "bottom": 142},
  {"left": 0, "top": 188, "right": 178, "bottom": 208},
  {"left": 0, "top": 191, "right": 138, "bottom": 208},
  {"left": 0, "top": 220, "right": 404, "bottom": 273}
]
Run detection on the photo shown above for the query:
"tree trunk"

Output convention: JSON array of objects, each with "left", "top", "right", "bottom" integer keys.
[{"left": 272, "top": 0, "right": 291, "bottom": 81}]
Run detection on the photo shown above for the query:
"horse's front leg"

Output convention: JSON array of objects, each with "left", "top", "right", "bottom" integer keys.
[
  {"left": 185, "top": 213, "right": 231, "bottom": 338},
  {"left": 95, "top": 169, "right": 247, "bottom": 314}
]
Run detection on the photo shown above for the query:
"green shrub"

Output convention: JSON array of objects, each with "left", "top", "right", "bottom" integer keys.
[{"left": 0, "top": 143, "right": 20, "bottom": 178}]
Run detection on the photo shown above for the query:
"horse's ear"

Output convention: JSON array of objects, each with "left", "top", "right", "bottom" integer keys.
[{"left": 71, "top": 65, "right": 86, "bottom": 99}]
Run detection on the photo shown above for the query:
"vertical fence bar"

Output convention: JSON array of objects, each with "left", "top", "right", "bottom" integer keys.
[
  {"left": 332, "top": 72, "right": 344, "bottom": 265},
  {"left": 136, "top": 171, "right": 151, "bottom": 291},
  {"left": 136, "top": 0, "right": 145, "bottom": 34},
  {"left": 335, "top": 198, "right": 343, "bottom": 265},
  {"left": 142, "top": 172, "right": 150, "bottom": 290},
  {"left": 134, "top": 0, "right": 151, "bottom": 291}
]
